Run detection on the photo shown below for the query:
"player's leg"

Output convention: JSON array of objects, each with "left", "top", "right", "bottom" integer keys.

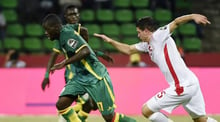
[
  {"left": 142, "top": 104, "right": 173, "bottom": 122},
  {"left": 142, "top": 89, "right": 187, "bottom": 122},
  {"left": 57, "top": 81, "right": 88, "bottom": 122},
  {"left": 86, "top": 75, "right": 136, "bottom": 122},
  {"left": 56, "top": 95, "right": 81, "bottom": 122},
  {"left": 77, "top": 94, "right": 98, "bottom": 122},
  {"left": 183, "top": 85, "right": 218, "bottom": 122}
]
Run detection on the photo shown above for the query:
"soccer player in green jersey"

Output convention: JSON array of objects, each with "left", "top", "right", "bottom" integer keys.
[
  {"left": 42, "top": 14, "right": 136, "bottom": 122},
  {"left": 41, "top": 5, "right": 113, "bottom": 122}
]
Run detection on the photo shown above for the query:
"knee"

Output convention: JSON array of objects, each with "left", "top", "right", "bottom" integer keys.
[
  {"left": 56, "top": 96, "right": 76, "bottom": 110},
  {"left": 142, "top": 104, "right": 153, "bottom": 118},
  {"left": 193, "top": 116, "right": 207, "bottom": 122},
  {"left": 102, "top": 113, "right": 114, "bottom": 122},
  {"left": 90, "top": 98, "right": 98, "bottom": 110},
  {"left": 56, "top": 100, "right": 65, "bottom": 110}
]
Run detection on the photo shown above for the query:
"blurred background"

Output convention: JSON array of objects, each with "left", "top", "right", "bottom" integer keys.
[
  {"left": 0, "top": 0, "right": 220, "bottom": 67},
  {"left": 0, "top": 0, "right": 220, "bottom": 121}
]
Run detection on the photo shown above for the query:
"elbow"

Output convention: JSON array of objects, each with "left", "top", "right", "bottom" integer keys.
[{"left": 81, "top": 47, "right": 91, "bottom": 56}]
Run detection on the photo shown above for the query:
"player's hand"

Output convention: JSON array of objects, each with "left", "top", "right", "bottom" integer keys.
[
  {"left": 101, "top": 55, "right": 114, "bottom": 63},
  {"left": 93, "top": 33, "right": 111, "bottom": 43},
  {"left": 50, "top": 60, "right": 66, "bottom": 72},
  {"left": 192, "top": 14, "right": 211, "bottom": 25},
  {"left": 41, "top": 78, "right": 50, "bottom": 91}
]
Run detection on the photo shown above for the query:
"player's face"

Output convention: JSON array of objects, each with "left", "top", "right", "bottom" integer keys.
[
  {"left": 65, "top": 8, "right": 80, "bottom": 24},
  {"left": 136, "top": 27, "right": 150, "bottom": 42},
  {"left": 44, "top": 26, "right": 59, "bottom": 40}
]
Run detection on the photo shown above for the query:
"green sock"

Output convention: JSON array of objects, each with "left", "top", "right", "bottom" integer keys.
[
  {"left": 59, "top": 107, "right": 81, "bottom": 122},
  {"left": 78, "top": 110, "right": 89, "bottom": 122},
  {"left": 117, "top": 113, "right": 137, "bottom": 122}
]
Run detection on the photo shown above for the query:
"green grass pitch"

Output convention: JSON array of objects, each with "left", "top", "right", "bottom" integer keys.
[{"left": 0, "top": 115, "right": 219, "bottom": 122}]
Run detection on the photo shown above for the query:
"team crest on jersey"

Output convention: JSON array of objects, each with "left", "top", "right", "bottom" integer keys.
[{"left": 67, "top": 39, "right": 78, "bottom": 48}]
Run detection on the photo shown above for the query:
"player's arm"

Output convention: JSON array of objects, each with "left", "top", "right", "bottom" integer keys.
[
  {"left": 169, "top": 14, "right": 211, "bottom": 33},
  {"left": 94, "top": 50, "right": 113, "bottom": 63},
  {"left": 80, "top": 26, "right": 89, "bottom": 42},
  {"left": 94, "top": 33, "right": 139, "bottom": 55},
  {"left": 41, "top": 51, "right": 59, "bottom": 91},
  {"left": 65, "top": 46, "right": 90, "bottom": 65},
  {"left": 51, "top": 46, "right": 90, "bottom": 71}
]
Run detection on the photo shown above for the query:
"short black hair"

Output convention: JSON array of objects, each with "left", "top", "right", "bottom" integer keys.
[
  {"left": 63, "top": 4, "right": 79, "bottom": 14},
  {"left": 42, "top": 13, "right": 62, "bottom": 28},
  {"left": 10, "top": 51, "right": 19, "bottom": 60},
  {"left": 136, "top": 16, "right": 159, "bottom": 32}
]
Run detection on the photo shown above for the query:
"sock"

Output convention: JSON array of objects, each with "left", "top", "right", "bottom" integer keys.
[
  {"left": 112, "top": 113, "right": 136, "bottom": 122},
  {"left": 149, "top": 112, "right": 171, "bottom": 122},
  {"left": 78, "top": 110, "right": 89, "bottom": 122},
  {"left": 72, "top": 103, "right": 83, "bottom": 113},
  {"left": 58, "top": 114, "right": 67, "bottom": 122},
  {"left": 207, "top": 117, "right": 218, "bottom": 122},
  {"left": 59, "top": 107, "right": 81, "bottom": 122}
]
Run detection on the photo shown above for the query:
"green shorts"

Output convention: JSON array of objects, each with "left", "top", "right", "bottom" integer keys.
[{"left": 60, "top": 74, "right": 116, "bottom": 115}]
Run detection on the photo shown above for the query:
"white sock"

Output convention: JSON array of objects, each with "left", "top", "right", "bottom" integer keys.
[
  {"left": 207, "top": 117, "right": 218, "bottom": 122},
  {"left": 58, "top": 115, "right": 67, "bottom": 122},
  {"left": 149, "top": 112, "right": 173, "bottom": 122}
]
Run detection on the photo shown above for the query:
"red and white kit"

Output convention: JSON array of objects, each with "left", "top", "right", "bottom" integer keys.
[{"left": 135, "top": 24, "right": 206, "bottom": 118}]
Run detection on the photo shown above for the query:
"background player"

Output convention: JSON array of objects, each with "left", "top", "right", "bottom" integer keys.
[
  {"left": 41, "top": 5, "right": 113, "bottom": 122},
  {"left": 94, "top": 14, "right": 218, "bottom": 122}
]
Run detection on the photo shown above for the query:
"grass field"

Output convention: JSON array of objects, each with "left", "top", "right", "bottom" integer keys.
[{"left": 0, "top": 115, "right": 219, "bottom": 122}]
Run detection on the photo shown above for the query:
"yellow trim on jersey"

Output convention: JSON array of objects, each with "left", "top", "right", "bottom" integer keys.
[
  {"left": 53, "top": 48, "right": 61, "bottom": 53},
  {"left": 103, "top": 77, "right": 115, "bottom": 102},
  {"left": 62, "top": 48, "right": 74, "bottom": 79},
  {"left": 113, "top": 113, "right": 120, "bottom": 122},
  {"left": 68, "top": 70, "right": 73, "bottom": 79},
  {"left": 97, "top": 102, "right": 104, "bottom": 111},
  {"left": 75, "top": 44, "right": 87, "bottom": 53},
  {"left": 81, "top": 59, "right": 102, "bottom": 80},
  {"left": 78, "top": 24, "right": 81, "bottom": 34},
  {"left": 74, "top": 30, "right": 80, "bottom": 36}
]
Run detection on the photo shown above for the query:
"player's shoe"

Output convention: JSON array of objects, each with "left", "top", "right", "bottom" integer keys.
[
  {"left": 207, "top": 117, "right": 218, "bottom": 122},
  {"left": 168, "top": 118, "right": 174, "bottom": 122}
]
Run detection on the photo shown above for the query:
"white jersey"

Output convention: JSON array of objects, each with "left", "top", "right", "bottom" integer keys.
[{"left": 135, "top": 24, "right": 198, "bottom": 95}]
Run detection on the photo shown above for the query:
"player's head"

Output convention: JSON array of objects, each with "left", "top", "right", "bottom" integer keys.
[
  {"left": 64, "top": 5, "right": 80, "bottom": 24},
  {"left": 9, "top": 50, "right": 19, "bottom": 60},
  {"left": 42, "top": 13, "right": 62, "bottom": 40},
  {"left": 136, "top": 16, "right": 159, "bottom": 42}
]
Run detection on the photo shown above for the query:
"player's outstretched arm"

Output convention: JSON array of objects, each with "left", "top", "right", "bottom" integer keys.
[
  {"left": 41, "top": 51, "right": 59, "bottom": 91},
  {"left": 94, "top": 33, "right": 138, "bottom": 55},
  {"left": 169, "top": 14, "right": 211, "bottom": 33},
  {"left": 94, "top": 50, "right": 114, "bottom": 63}
]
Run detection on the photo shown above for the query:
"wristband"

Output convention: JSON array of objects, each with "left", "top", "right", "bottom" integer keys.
[
  {"left": 96, "top": 51, "right": 104, "bottom": 56},
  {"left": 45, "top": 72, "right": 49, "bottom": 78}
]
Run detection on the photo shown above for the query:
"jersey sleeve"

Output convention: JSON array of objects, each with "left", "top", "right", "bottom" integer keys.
[
  {"left": 153, "top": 24, "right": 171, "bottom": 43},
  {"left": 65, "top": 30, "right": 87, "bottom": 54},
  {"left": 135, "top": 42, "right": 148, "bottom": 53},
  {"left": 52, "top": 40, "right": 61, "bottom": 53}
]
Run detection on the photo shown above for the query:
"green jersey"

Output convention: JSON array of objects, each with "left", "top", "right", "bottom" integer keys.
[
  {"left": 53, "top": 24, "right": 108, "bottom": 85},
  {"left": 53, "top": 24, "right": 80, "bottom": 82}
]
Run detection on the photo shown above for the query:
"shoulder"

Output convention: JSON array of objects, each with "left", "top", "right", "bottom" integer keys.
[
  {"left": 80, "top": 26, "right": 88, "bottom": 31},
  {"left": 80, "top": 26, "right": 88, "bottom": 34},
  {"left": 153, "top": 24, "right": 170, "bottom": 41},
  {"left": 135, "top": 42, "right": 148, "bottom": 52},
  {"left": 17, "top": 61, "right": 26, "bottom": 68},
  {"left": 5, "top": 61, "right": 12, "bottom": 68}
]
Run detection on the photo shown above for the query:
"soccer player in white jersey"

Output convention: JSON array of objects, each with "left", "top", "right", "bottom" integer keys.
[{"left": 94, "top": 14, "right": 218, "bottom": 122}]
